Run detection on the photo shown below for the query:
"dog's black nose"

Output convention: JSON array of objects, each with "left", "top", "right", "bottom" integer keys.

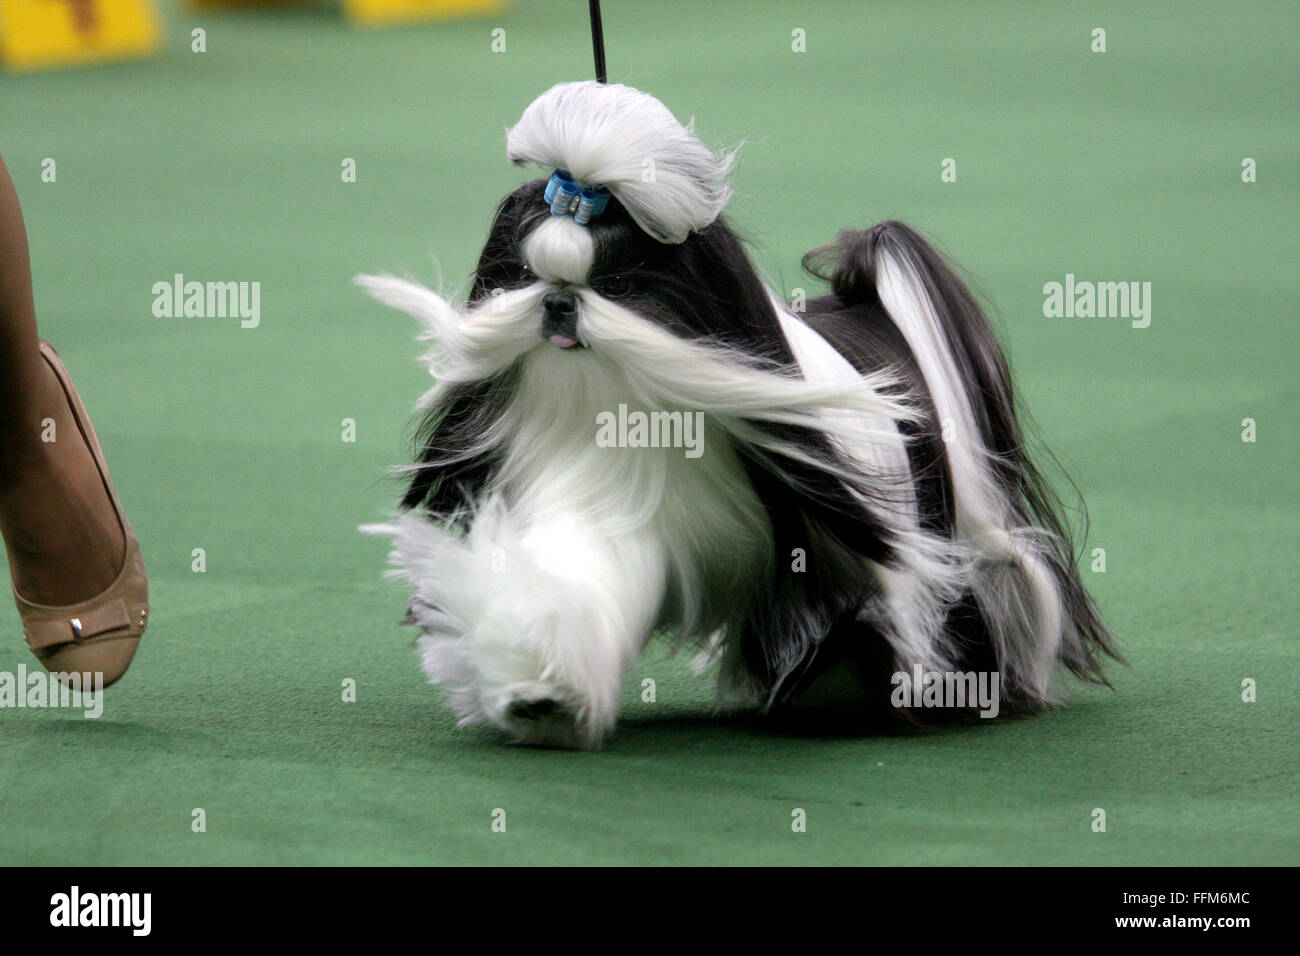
[
  {"left": 541, "top": 289, "right": 581, "bottom": 348},
  {"left": 543, "top": 289, "right": 577, "bottom": 318}
]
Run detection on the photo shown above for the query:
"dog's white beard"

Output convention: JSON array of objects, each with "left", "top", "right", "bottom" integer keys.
[{"left": 361, "top": 276, "right": 934, "bottom": 748}]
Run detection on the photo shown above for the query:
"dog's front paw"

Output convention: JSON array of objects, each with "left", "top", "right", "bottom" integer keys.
[
  {"left": 506, "top": 697, "right": 562, "bottom": 721},
  {"left": 492, "top": 683, "right": 606, "bottom": 750}
]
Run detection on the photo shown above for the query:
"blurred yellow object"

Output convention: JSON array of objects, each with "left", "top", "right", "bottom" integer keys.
[
  {"left": 345, "top": 0, "right": 503, "bottom": 28},
  {"left": 0, "top": 0, "right": 160, "bottom": 71},
  {"left": 187, "top": 0, "right": 315, "bottom": 6}
]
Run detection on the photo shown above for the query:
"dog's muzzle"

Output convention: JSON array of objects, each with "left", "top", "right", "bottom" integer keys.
[{"left": 541, "top": 289, "right": 582, "bottom": 349}]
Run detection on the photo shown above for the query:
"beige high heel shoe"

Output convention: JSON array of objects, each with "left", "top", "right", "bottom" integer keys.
[{"left": 10, "top": 342, "right": 148, "bottom": 686}]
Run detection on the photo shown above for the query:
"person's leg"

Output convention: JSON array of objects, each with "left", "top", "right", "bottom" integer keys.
[{"left": 0, "top": 155, "right": 126, "bottom": 605}]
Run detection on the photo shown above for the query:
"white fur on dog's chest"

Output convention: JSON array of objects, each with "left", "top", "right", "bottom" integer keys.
[{"left": 503, "top": 346, "right": 773, "bottom": 638}]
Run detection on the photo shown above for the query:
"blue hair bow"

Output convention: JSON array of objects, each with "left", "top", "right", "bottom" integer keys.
[{"left": 544, "top": 169, "right": 610, "bottom": 225}]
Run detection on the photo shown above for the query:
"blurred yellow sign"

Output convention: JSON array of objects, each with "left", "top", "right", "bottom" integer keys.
[
  {"left": 345, "top": 0, "right": 503, "bottom": 28},
  {"left": 188, "top": 0, "right": 315, "bottom": 6},
  {"left": 0, "top": 0, "right": 160, "bottom": 71}
]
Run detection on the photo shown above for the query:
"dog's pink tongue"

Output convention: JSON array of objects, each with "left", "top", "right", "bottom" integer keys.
[{"left": 549, "top": 334, "right": 578, "bottom": 349}]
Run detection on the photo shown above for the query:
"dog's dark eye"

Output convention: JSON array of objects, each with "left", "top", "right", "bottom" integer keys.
[{"left": 594, "top": 274, "right": 632, "bottom": 297}]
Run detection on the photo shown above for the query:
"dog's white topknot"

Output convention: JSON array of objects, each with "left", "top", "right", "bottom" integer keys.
[{"left": 506, "top": 81, "right": 735, "bottom": 244}]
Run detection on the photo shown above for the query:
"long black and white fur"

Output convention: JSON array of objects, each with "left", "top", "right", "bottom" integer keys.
[{"left": 361, "top": 82, "right": 1116, "bottom": 748}]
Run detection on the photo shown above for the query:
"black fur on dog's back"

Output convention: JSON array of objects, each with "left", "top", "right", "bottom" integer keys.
[{"left": 779, "top": 222, "right": 1118, "bottom": 712}]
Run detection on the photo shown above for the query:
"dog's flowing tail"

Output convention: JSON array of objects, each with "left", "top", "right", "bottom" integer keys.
[{"left": 806, "top": 222, "right": 1117, "bottom": 705}]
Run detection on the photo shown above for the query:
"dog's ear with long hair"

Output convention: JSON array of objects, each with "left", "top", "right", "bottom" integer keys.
[
  {"left": 387, "top": 186, "right": 551, "bottom": 522},
  {"left": 655, "top": 221, "right": 908, "bottom": 700}
]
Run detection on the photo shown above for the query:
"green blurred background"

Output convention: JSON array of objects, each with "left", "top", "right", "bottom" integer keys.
[{"left": 0, "top": 0, "right": 1296, "bottom": 865}]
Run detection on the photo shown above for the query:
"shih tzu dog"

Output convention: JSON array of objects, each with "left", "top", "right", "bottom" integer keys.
[{"left": 360, "top": 81, "right": 1115, "bottom": 749}]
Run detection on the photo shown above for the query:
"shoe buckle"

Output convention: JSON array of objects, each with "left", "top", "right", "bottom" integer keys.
[{"left": 70, "top": 617, "right": 84, "bottom": 642}]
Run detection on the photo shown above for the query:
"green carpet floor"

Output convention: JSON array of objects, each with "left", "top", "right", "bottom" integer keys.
[{"left": 1, "top": 0, "right": 1296, "bottom": 865}]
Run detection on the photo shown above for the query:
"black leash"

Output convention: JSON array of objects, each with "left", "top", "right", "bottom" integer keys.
[{"left": 588, "top": 0, "right": 607, "bottom": 83}]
